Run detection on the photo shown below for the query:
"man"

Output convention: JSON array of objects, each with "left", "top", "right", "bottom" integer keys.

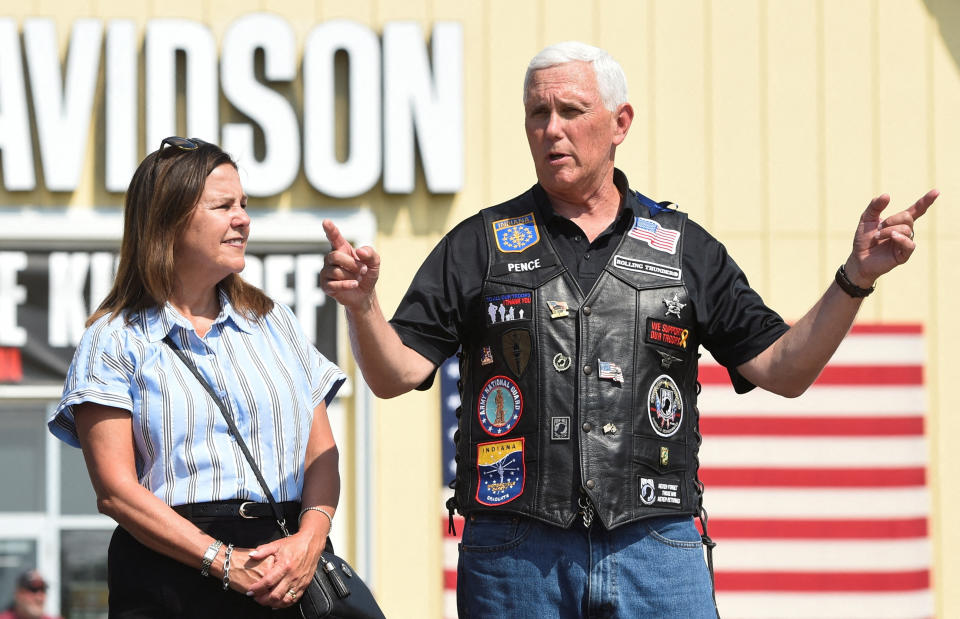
[
  {"left": 321, "top": 42, "right": 937, "bottom": 617},
  {"left": 0, "top": 571, "right": 62, "bottom": 619}
]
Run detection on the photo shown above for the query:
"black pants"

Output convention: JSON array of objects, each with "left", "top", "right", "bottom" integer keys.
[{"left": 107, "top": 513, "right": 301, "bottom": 619}]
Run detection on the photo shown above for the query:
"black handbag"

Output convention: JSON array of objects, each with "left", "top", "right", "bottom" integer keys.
[{"left": 164, "top": 336, "right": 387, "bottom": 619}]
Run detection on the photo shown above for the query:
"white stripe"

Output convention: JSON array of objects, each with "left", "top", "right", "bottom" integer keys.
[
  {"left": 716, "top": 591, "right": 933, "bottom": 619},
  {"left": 704, "top": 488, "right": 930, "bottom": 518},
  {"left": 444, "top": 539, "right": 458, "bottom": 567},
  {"left": 697, "top": 385, "right": 925, "bottom": 416},
  {"left": 714, "top": 538, "right": 931, "bottom": 571},
  {"left": 700, "top": 436, "right": 928, "bottom": 467},
  {"left": 444, "top": 591, "right": 457, "bottom": 619},
  {"left": 700, "top": 334, "right": 923, "bottom": 366}
]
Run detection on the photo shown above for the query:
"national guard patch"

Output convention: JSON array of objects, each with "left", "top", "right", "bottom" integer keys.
[
  {"left": 485, "top": 293, "right": 533, "bottom": 325},
  {"left": 478, "top": 375, "right": 523, "bottom": 436},
  {"left": 502, "top": 329, "right": 532, "bottom": 377},
  {"left": 648, "top": 374, "right": 683, "bottom": 438},
  {"left": 492, "top": 212, "right": 540, "bottom": 253},
  {"left": 645, "top": 317, "right": 690, "bottom": 351},
  {"left": 477, "top": 438, "right": 525, "bottom": 506}
]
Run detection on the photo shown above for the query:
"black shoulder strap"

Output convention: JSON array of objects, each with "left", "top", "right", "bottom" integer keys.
[{"left": 162, "top": 334, "right": 290, "bottom": 535}]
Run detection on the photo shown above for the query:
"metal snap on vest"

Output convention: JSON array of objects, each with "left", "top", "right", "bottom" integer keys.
[
  {"left": 583, "top": 365, "right": 592, "bottom": 375},
  {"left": 582, "top": 306, "right": 592, "bottom": 315},
  {"left": 585, "top": 479, "right": 596, "bottom": 489},
  {"left": 582, "top": 422, "right": 593, "bottom": 433}
]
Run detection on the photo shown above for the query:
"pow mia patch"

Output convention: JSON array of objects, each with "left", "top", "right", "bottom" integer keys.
[
  {"left": 502, "top": 329, "right": 531, "bottom": 377},
  {"left": 478, "top": 376, "right": 523, "bottom": 436},
  {"left": 645, "top": 318, "right": 690, "bottom": 351},
  {"left": 485, "top": 293, "right": 532, "bottom": 325},
  {"left": 551, "top": 416, "right": 571, "bottom": 440},
  {"left": 648, "top": 375, "right": 683, "bottom": 438},
  {"left": 477, "top": 439, "right": 525, "bottom": 506},
  {"left": 613, "top": 255, "right": 681, "bottom": 280},
  {"left": 638, "top": 476, "right": 683, "bottom": 509},
  {"left": 492, "top": 212, "right": 540, "bottom": 253}
]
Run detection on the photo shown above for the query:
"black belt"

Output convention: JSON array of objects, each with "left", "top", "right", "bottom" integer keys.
[{"left": 173, "top": 500, "right": 300, "bottom": 521}]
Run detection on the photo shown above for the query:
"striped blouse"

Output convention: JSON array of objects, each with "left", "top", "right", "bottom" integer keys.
[{"left": 50, "top": 290, "right": 346, "bottom": 506}]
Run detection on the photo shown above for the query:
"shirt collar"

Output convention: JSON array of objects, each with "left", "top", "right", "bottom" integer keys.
[
  {"left": 143, "top": 288, "right": 258, "bottom": 342},
  {"left": 534, "top": 168, "right": 643, "bottom": 222}
]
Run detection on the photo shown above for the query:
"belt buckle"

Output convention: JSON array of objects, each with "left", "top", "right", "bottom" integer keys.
[{"left": 238, "top": 501, "right": 257, "bottom": 519}]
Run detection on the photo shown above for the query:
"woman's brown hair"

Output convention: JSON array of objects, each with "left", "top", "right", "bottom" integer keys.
[{"left": 88, "top": 139, "right": 273, "bottom": 326}]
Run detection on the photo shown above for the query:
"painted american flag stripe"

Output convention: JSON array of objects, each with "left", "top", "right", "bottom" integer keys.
[{"left": 704, "top": 517, "right": 928, "bottom": 539}]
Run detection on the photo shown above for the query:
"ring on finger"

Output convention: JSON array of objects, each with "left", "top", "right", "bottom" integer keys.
[
  {"left": 286, "top": 588, "right": 298, "bottom": 600},
  {"left": 908, "top": 229, "right": 915, "bottom": 240}
]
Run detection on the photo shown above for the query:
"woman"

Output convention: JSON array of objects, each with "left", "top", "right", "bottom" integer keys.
[{"left": 49, "top": 137, "right": 345, "bottom": 617}]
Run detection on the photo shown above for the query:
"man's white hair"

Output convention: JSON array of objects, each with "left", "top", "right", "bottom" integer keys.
[{"left": 523, "top": 41, "right": 628, "bottom": 111}]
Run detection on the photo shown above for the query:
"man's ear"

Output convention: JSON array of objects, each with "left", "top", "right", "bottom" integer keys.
[{"left": 613, "top": 102, "right": 634, "bottom": 145}]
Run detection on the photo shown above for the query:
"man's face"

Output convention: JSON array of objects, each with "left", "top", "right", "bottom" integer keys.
[
  {"left": 14, "top": 583, "right": 46, "bottom": 619},
  {"left": 524, "top": 61, "right": 629, "bottom": 203}
]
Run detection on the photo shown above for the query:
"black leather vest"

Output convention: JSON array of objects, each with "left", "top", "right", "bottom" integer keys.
[{"left": 451, "top": 192, "right": 705, "bottom": 530}]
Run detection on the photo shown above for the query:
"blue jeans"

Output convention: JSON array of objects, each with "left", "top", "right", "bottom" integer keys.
[{"left": 457, "top": 513, "right": 717, "bottom": 618}]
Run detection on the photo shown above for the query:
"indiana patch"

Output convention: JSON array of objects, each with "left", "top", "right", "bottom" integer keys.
[
  {"left": 477, "top": 438, "right": 525, "bottom": 506},
  {"left": 638, "top": 476, "right": 683, "bottom": 509},
  {"left": 645, "top": 318, "right": 690, "bottom": 351},
  {"left": 485, "top": 293, "right": 533, "bottom": 325},
  {"left": 478, "top": 375, "right": 523, "bottom": 436},
  {"left": 492, "top": 212, "right": 540, "bottom": 253},
  {"left": 648, "top": 374, "right": 683, "bottom": 438}
]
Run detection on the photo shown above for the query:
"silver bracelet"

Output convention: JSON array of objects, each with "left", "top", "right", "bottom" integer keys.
[
  {"left": 222, "top": 543, "right": 234, "bottom": 591},
  {"left": 200, "top": 539, "right": 223, "bottom": 577},
  {"left": 298, "top": 506, "right": 333, "bottom": 532}
]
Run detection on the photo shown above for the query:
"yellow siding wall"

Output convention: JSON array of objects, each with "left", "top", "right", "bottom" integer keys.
[{"left": 3, "top": 1, "right": 958, "bottom": 617}]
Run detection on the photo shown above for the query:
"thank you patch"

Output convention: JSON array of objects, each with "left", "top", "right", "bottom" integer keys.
[
  {"left": 478, "top": 376, "right": 523, "bottom": 436},
  {"left": 645, "top": 318, "right": 689, "bottom": 351},
  {"left": 638, "top": 476, "right": 683, "bottom": 509},
  {"left": 648, "top": 375, "right": 683, "bottom": 437},
  {"left": 477, "top": 439, "right": 525, "bottom": 506},
  {"left": 485, "top": 293, "right": 532, "bottom": 325},
  {"left": 492, "top": 212, "right": 540, "bottom": 253}
]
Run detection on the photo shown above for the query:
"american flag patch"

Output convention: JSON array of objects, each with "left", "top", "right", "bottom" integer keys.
[
  {"left": 598, "top": 360, "right": 624, "bottom": 384},
  {"left": 628, "top": 217, "right": 680, "bottom": 254}
]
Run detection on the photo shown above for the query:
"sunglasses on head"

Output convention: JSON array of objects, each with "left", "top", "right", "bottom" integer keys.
[{"left": 149, "top": 136, "right": 202, "bottom": 182}]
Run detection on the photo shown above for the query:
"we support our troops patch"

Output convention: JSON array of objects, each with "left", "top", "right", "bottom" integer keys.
[
  {"left": 492, "top": 212, "right": 540, "bottom": 253},
  {"left": 477, "top": 438, "right": 525, "bottom": 506},
  {"left": 478, "top": 375, "right": 523, "bottom": 436},
  {"left": 648, "top": 374, "right": 683, "bottom": 437},
  {"left": 645, "top": 317, "right": 690, "bottom": 351}
]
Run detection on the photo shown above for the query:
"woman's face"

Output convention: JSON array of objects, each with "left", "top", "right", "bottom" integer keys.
[{"left": 174, "top": 163, "right": 249, "bottom": 291}]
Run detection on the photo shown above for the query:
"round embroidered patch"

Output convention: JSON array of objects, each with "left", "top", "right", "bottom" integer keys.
[
  {"left": 647, "top": 374, "right": 683, "bottom": 438},
  {"left": 478, "top": 375, "right": 523, "bottom": 436}
]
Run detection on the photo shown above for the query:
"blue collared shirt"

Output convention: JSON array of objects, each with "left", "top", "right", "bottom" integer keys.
[{"left": 50, "top": 291, "right": 346, "bottom": 506}]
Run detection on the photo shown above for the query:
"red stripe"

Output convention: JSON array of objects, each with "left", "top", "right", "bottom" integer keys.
[
  {"left": 849, "top": 324, "right": 923, "bottom": 334},
  {"left": 702, "top": 517, "right": 928, "bottom": 539},
  {"left": 699, "top": 467, "right": 925, "bottom": 487},
  {"left": 444, "top": 569, "right": 457, "bottom": 590},
  {"left": 443, "top": 517, "right": 465, "bottom": 539},
  {"left": 715, "top": 569, "right": 929, "bottom": 592},
  {"left": 700, "top": 416, "right": 924, "bottom": 436},
  {"left": 698, "top": 364, "right": 922, "bottom": 386}
]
